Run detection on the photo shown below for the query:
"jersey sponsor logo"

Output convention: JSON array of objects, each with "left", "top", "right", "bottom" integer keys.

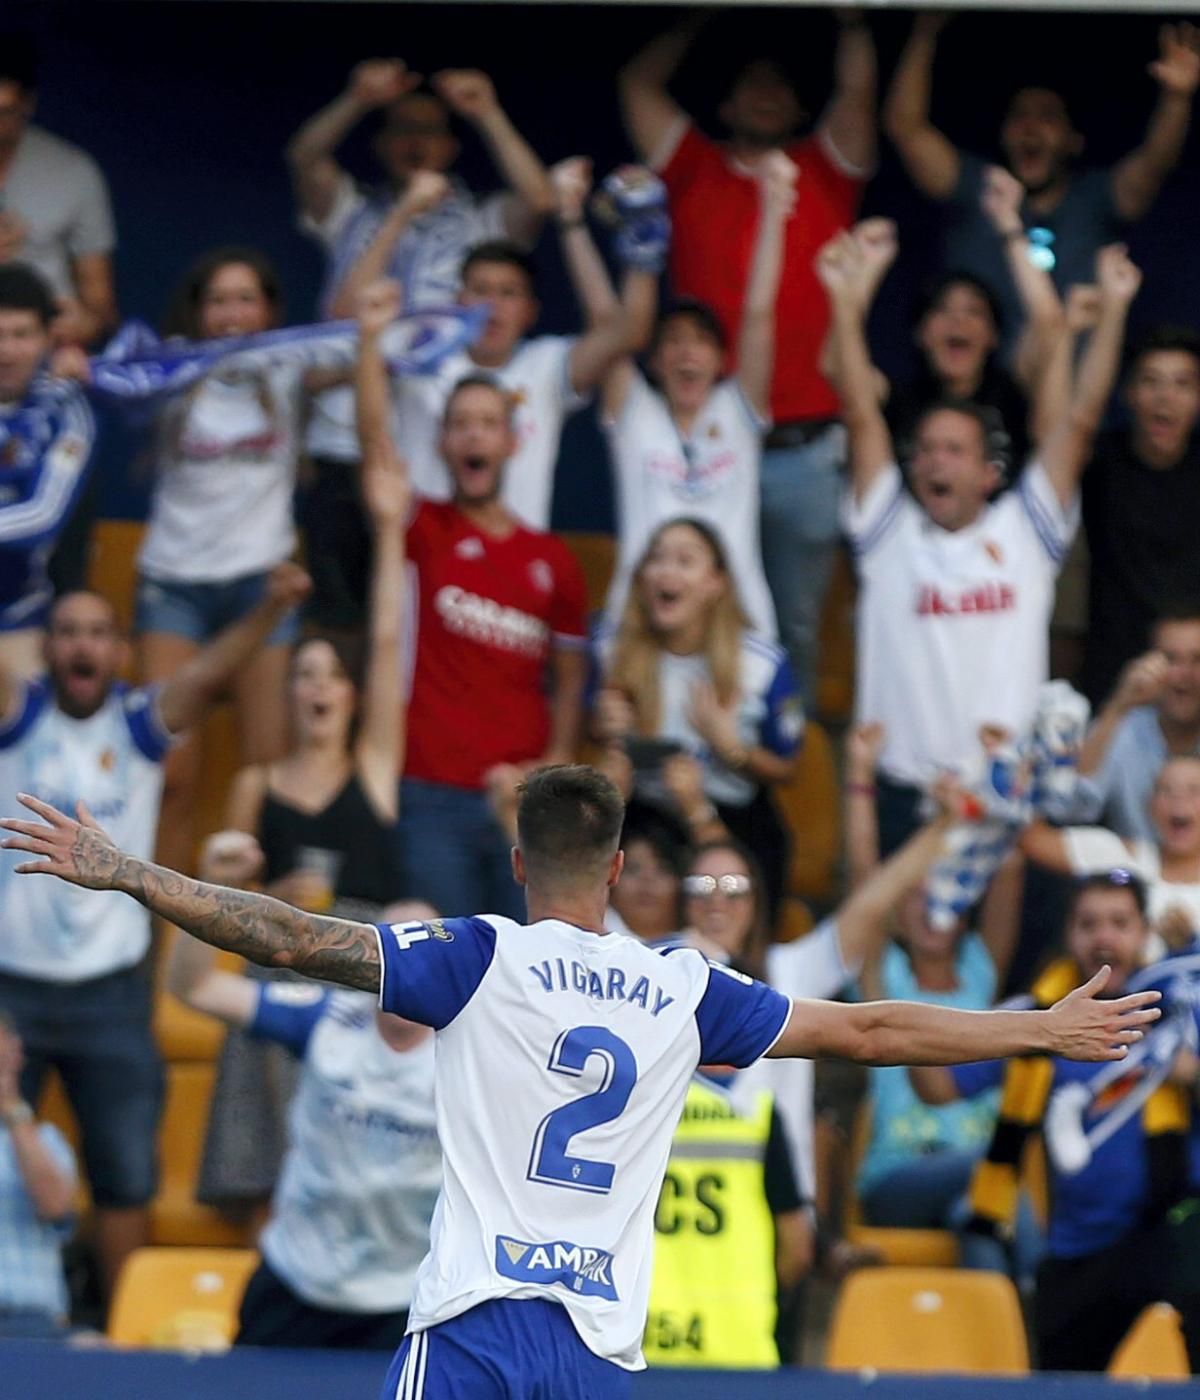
[
  {"left": 454, "top": 536, "right": 485, "bottom": 560},
  {"left": 527, "top": 558, "right": 553, "bottom": 594},
  {"left": 528, "top": 957, "right": 676, "bottom": 1016},
  {"left": 385, "top": 920, "right": 455, "bottom": 951},
  {"left": 915, "top": 582, "right": 1016, "bottom": 618},
  {"left": 98, "top": 747, "right": 115, "bottom": 772},
  {"left": 645, "top": 447, "right": 738, "bottom": 500},
  {"left": 434, "top": 584, "right": 549, "bottom": 657},
  {"left": 494, "top": 1234, "right": 619, "bottom": 1301},
  {"left": 984, "top": 540, "right": 1004, "bottom": 565}
]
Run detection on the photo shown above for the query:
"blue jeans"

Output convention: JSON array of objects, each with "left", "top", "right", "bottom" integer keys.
[
  {"left": 758, "top": 424, "right": 846, "bottom": 707},
  {"left": 399, "top": 778, "right": 525, "bottom": 923},
  {"left": 862, "top": 1149, "right": 1044, "bottom": 1288}
]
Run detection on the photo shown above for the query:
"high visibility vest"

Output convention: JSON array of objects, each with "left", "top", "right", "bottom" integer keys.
[{"left": 644, "top": 1077, "right": 778, "bottom": 1368}]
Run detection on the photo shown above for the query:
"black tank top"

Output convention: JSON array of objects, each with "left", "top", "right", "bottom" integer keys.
[{"left": 258, "top": 772, "right": 403, "bottom": 917}]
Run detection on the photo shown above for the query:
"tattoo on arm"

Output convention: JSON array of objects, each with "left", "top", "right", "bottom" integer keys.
[{"left": 112, "top": 852, "right": 380, "bottom": 993}]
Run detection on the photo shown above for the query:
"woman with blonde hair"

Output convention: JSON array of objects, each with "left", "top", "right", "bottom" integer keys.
[{"left": 594, "top": 516, "right": 802, "bottom": 912}]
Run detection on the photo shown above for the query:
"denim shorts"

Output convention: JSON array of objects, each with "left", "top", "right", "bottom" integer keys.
[
  {"left": 0, "top": 964, "right": 164, "bottom": 1208},
  {"left": 135, "top": 570, "right": 299, "bottom": 648}
]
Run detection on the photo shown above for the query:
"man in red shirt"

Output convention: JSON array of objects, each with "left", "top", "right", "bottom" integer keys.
[
  {"left": 619, "top": 12, "right": 876, "bottom": 703},
  {"left": 357, "top": 281, "right": 588, "bottom": 920}
]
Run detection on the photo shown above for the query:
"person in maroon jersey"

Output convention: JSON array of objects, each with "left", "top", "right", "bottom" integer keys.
[{"left": 356, "top": 280, "right": 588, "bottom": 919}]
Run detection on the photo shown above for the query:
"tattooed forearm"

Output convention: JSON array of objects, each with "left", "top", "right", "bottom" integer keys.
[{"left": 111, "top": 855, "right": 381, "bottom": 993}]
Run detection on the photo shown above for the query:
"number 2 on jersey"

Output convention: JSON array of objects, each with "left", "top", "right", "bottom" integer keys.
[{"left": 527, "top": 1026, "right": 638, "bottom": 1195}]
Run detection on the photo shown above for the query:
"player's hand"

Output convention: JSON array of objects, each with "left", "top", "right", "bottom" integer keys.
[
  {"left": 1096, "top": 243, "right": 1142, "bottom": 306},
  {"left": 362, "top": 448, "right": 411, "bottom": 529},
  {"left": 1114, "top": 650, "right": 1168, "bottom": 713},
  {"left": 981, "top": 165, "right": 1025, "bottom": 237},
  {"left": 551, "top": 157, "right": 593, "bottom": 223},
  {"left": 846, "top": 721, "right": 885, "bottom": 782},
  {"left": 49, "top": 345, "right": 92, "bottom": 383},
  {"left": 1, "top": 794, "right": 123, "bottom": 889},
  {"left": 760, "top": 150, "right": 799, "bottom": 218},
  {"left": 594, "top": 688, "right": 636, "bottom": 744},
  {"left": 265, "top": 562, "right": 312, "bottom": 613},
  {"left": 398, "top": 170, "right": 451, "bottom": 218},
  {"left": 199, "top": 830, "right": 265, "bottom": 888},
  {"left": 432, "top": 69, "right": 499, "bottom": 122},
  {"left": 1149, "top": 22, "right": 1200, "bottom": 97},
  {"left": 1046, "top": 966, "right": 1161, "bottom": 1062},
  {"left": 348, "top": 58, "right": 420, "bottom": 109}
]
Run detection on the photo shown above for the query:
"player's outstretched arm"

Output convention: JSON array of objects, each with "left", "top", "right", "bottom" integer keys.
[
  {"left": 766, "top": 965, "right": 1159, "bottom": 1067},
  {"left": 1, "top": 796, "right": 381, "bottom": 994}
]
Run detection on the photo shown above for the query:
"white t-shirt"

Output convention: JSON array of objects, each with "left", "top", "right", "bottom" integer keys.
[
  {"left": 1, "top": 126, "right": 115, "bottom": 300},
  {"left": 252, "top": 986, "right": 441, "bottom": 1314},
  {"left": 302, "top": 173, "right": 509, "bottom": 465},
  {"left": 138, "top": 324, "right": 362, "bottom": 583},
  {"left": 394, "top": 336, "right": 584, "bottom": 529},
  {"left": 594, "top": 627, "right": 803, "bottom": 808},
  {"left": 373, "top": 913, "right": 792, "bottom": 1370},
  {"left": 0, "top": 681, "right": 171, "bottom": 981},
  {"left": 603, "top": 371, "right": 776, "bottom": 639},
  {"left": 843, "top": 462, "right": 1078, "bottom": 786}
]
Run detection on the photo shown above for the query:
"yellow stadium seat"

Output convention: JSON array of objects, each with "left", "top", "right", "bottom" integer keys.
[
  {"left": 826, "top": 1267, "right": 1029, "bottom": 1374},
  {"left": 561, "top": 531, "right": 615, "bottom": 615},
  {"left": 774, "top": 721, "right": 839, "bottom": 905},
  {"left": 154, "top": 931, "right": 245, "bottom": 1062},
  {"left": 843, "top": 1104, "right": 959, "bottom": 1268},
  {"left": 108, "top": 1246, "right": 258, "bottom": 1350},
  {"left": 816, "top": 547, "right": 856, "bottom": 724},
  {"left": 1109, "top": 1303, "right": 1189, "bottom": 1380},
  {"left": 151, "top": 1063, "right": 250, "bottom": 1247}
]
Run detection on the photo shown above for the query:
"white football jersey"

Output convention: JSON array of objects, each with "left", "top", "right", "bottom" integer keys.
[
  {"left": 843, "top": 461, "right": 1078, "bottom": 785},
  {"left": 394, "top": 336, "right": 585, "bottom": 529},
  {"left": 373, "top": 914, "right": 791, "bottom": 1370},
  {"left": 0, "top": 680, "right": 171, "bottom": 981}
]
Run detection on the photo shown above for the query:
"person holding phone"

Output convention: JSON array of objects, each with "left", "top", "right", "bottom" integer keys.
[{"left": 594, "top": 517, "right": 802, "bottom": 915}]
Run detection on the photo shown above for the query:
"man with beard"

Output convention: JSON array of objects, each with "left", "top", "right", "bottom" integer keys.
[
  {"left": 885, "top": 14, "right": 1200, "bottom": 343},
  {"left": 356, "top": 282, "right": 588, "bottom": 923},
  {"left": 1074, "top": 611, "right": 1200, "bottom": 845},
  {"left": 618, "top": 11, "right": 876, "bottom": 705},
  {"left": 0, "top": 563, "right": 309, "bottom": 1305}
]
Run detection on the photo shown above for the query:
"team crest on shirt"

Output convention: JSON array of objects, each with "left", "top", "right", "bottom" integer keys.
[
  {"left": 706, "top": 423, "right": 721, "bottom": 439},
  {"left": 528, "top": 559, "right": 553, "bottom": 594},
  {"left": 983, "top": 540, "right": 1004, "bottom": 565},
  {"left": 455, "top": 536, "right": 485, "bottom": 560},
  {"left": 98, "top": 747, "right": 115, "bottom": 773}
]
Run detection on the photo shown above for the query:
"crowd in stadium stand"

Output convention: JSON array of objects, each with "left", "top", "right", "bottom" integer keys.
[{"left": 0, "top": 6, "right": 1199, "bottom": 1377}]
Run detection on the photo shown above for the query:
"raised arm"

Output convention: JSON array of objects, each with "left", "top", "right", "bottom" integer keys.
[
  {"left": 156, "top": 564, "right": 312, "bottom": 737},
  {"left": 735, "top": 152, "right": 797, "bottom": 421},
  {"left": 58, "top": 253, "right": 118, "bottom": 348},
  {"left": 979, "top": 164, "right": 1066, "bottom": 437},
  {"left": 618, "top": 18, "right": 703, "bottom": 163},
  {"left": 820, "top": 10, "right": 877, "bottom": 174},
  {"left": 549, "top": 159, "right": 632, "bottom": 396},
  {"left": 815, "top": 220, "right": 897, "bottom": 503},
  {"left": 1111, "top": 23, "right": 1200, "bottom": 223},
  {"left": 432, "top": 69, "right": 555, "bottom": 242},
  {"left": 883, "top": 12, "right": 961, "bottom": 201},
  {"left": 2, "top": 796, "right": 381, "bottom": 993},
  {"left": 0, "top": 1022, "right": 74, "bottom": 1222},
  {"left": 843, "top": 722, "right": 884, "bottom": 891},
  {"left": 326, "top": 173, "right": 450, "bottom": 320},
  {"left": 285, "top": 59, "right": 420, "bottom": 225},
  {"left": 1039, "top": 244, "right": 1141, "bottom": 507},
  {"left": 354, "top": 283, "right": 412, "bottom": 817},
  {"left": 768, "top": 965, "right": 1159, "bottom": 1066},
  {"left": 1079, "top": 652, "right": 1166, "bottom": 777}
]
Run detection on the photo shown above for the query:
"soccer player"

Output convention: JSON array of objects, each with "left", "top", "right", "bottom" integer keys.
[{"left": 1, "top": 767, "right": 1160, "bottom": 1397}]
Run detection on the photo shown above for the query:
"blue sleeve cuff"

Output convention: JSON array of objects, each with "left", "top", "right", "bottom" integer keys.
[
  {"left": 249, "top": 982, "right": 331, "bottom": 1056},
  {"left": 375, "top": 915, "right": 498, "bottom": 1028},
  {"left": 694, "top": 960, "right": 792, "bottom": 1069}
]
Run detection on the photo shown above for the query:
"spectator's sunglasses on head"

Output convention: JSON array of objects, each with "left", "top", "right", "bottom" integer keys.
[
  {"left": 683, "top": 873, "right": 754, "bottom": 899},
  {"left": 1025, "top": 227, "right": 1056, "bottom": 272}
]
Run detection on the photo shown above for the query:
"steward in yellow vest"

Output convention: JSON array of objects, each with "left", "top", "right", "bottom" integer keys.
[{"left": 644, "top": 1072, "right": 805, "bottom": 1368}]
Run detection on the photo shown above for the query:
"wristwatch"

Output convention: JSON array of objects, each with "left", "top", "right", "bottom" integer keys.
[{"left": 0, "top": 1101, "right": 33, "bottom": 1128}]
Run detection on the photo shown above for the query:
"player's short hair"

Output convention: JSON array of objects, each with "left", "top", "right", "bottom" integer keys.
[
  {"left": 911, "top": 398, "right": 1011, "bottom": 475},
  {"left": 0, "top": 262, "right": 56, "bottom": 327},
  {"left": 461, "top": 240, "right": 537, "bottom": 294},
  {"left": 442, "top": 372, "right": 515, "bottom": 425},
  {"left": 650, "top": 298, "right": 727, "bottom": 357},
  {"left": 913, "top": 269, "right": 1005, "bottom": 340},
  {"left": 1068, "top": 869, "right": 1148, "bottom": 922},
  {"left": 1126, "top": 325, "right": 1200, "bottom": 379},
  {"left": 517, "top": 765, "right": 626, "bottom": 886}
]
